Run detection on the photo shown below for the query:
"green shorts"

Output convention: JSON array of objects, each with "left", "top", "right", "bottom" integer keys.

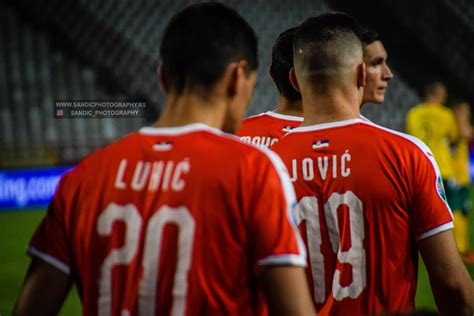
[
  {"left": 447, "top": 182, "right": 471, "bottom": 215},
  {"left": 442, "top": 179, "right": 456, "bottom": 209}
]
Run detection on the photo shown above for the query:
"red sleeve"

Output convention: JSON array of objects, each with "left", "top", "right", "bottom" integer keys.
[
  {"left": 245, "top": 149, "right": 306, "bottom": 272},
  {"left": 410, "top": 143, "right": 454, "bottom": 240},
  {"left": 28, "top": 169, "right": 79, "bottom": 274}
]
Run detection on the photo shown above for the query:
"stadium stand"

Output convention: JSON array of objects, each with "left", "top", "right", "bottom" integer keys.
[
  {"left": 440, "top": 0, "right": 474, "bottom": 33},
  {"left": 384, "top": 0, "right": 474, "bottom": 102},
  {"left": 0, "top": 3, "right": 145, "bottom": 166},
  {"left": 1, "top": 0, "right": 473, "bottom": 166}
]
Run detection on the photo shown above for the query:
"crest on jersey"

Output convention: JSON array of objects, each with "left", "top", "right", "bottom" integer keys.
[
  {"left": 312, "top": 139, "right": 329, "bottom": 149},
  {"left": 153, "top": 141, "right": 174, "bottom": 151},
  {"left": 436, "top": 176, "right": 447, "bottom": 202}
]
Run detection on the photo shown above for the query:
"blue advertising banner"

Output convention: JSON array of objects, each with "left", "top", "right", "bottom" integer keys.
[{"left": 0, "top": 166, "right": 72, "bottom": 210}]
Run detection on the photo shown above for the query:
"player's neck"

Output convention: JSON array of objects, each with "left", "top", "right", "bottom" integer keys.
[
  {"left": 300, "top": 89, "right": 360, "bottom": 126},
  {"left": 154, "top": 92, "right": 226, "bottom": 130},
  {"left": 275, "top": 96, "right": 303, "bottom": 117}
]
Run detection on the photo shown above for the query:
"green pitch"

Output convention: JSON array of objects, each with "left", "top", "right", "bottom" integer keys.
[
  {"left": 1, "top": 206, "right": 473, "bottom": 315},
  {"left": 0, "top": 209, "right": 81, "bottom": 315}
]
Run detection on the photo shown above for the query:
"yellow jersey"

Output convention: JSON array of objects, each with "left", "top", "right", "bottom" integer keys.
[
  {"left": 406, "top": 103, "right": 458, "bottom": 179},
  {"left": 452, "top": 138, "right": 470, "bottom": 186}
]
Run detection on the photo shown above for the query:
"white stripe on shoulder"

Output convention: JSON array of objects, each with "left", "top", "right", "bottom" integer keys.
[
  {"left": 264, "top": 111, "right": 303, "bottom": 121},
  {"left": 28, "top": 246, "right": 71, "bottom": 274},
  {"left": 140, "top": 123, "right": 247, "bottom": 144},
  {"left": 139, "top": 123, "right": 223, "bottom": 136},
  {"left": 417, "top": 222, "right": 454, "bottom": 240},
  {"left": 243, "top": 111, "right": 269, "bottom": 120},
  {"left": 290, "top": 118, "right": 363, "bottom": 133},
  {"left": 255, "top": 148, "right": 307, "bottom": 261}
]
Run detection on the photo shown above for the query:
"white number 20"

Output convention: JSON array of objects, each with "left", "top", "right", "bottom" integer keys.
[
  {"left": 293, "top": 191, "right": 366, "bottom": 303},
  {"left": 97, "top": 203, "right": 195, "bottom": 316}
]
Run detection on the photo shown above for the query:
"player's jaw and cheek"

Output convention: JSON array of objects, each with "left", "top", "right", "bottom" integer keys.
[{"left": 362, "top": 41, "right": 393, "bottom": 104}]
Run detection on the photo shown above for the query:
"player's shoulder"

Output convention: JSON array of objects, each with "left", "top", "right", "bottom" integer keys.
[
  {"left": 272, "top": 118, "right": 361, "bottom": 151},
  {"left": 242, "top": 111, "right": 302, "bottom": 124},
  {"left": 56, "top": 134, "right": 139, "bottom": 190},
  {"left": 359, "top": 122, "right": 443, "bottom": 177},
  {"left": 362, "top": 120, "right": 434, "bottom": 157},
  {"left": 192, "top": 127, "right": 289, "bottom": 182},
  {"left": 279, "top": 118, "right": 433, "bottom": 158},
  {"left": 240, "top": 112, "right": 275, "bottom": 133},
  {"left": 76, "top": 131, "right": 140, "bottom": 170},
  {"left": 410, "top": 103, "right": 451, "bottom": 116},
  {"left": 238, "top": 113, "right": 270, "bottom": 136},
  {"left": 439, "top": 104, "right": 455, "bottom": 117},
  {"left": 406, "top": 103, "right": 426, "bottom": 115},
  {"left": 241, "top": 111, "right": 272, "bottom": 125},
  {"left": 57, "top": 132, "right": 148, "bottom": 194},
  {"left": 202, "top": 126, "right": 279, "bottom": 162}
]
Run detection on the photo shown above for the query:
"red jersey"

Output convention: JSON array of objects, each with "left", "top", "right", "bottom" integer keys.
[
  {"left": 29, "top": 123, "right": 306, "bottom": 316},
  {"left": 271, "top": 118, "right": 453, "bottom": 315},
  {"left": 237, "top": 111, "right": 303, "bottom": 148}
]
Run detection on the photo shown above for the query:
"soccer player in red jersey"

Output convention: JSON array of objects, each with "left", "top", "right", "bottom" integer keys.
[
  {"left": 237, "top": 27, "right": 303, "bottom": 149},
  {"left": 13, "top": 3, "right": 315, "bottom": 316},
  {"left": 272, "top": 13, "right": 474, "bottom": 316},
  {"left": 360, "top": 28, "right": 393, "bottom": 106},
  {"left": 358, "top": 28, "right": 393, "bottom": 123}
]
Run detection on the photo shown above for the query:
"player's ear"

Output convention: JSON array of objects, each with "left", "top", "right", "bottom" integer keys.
[
  {"left": 357, "top": 62, "right": 366, "bottom": 88},
  {"left": 226, "top": 60, "right": 247, "bottom": 98},
  {"left": 289, "top": 67, "right": 301, "bottom": 92},
  {"left": 158, "top": 65, "right": 169, "bottom": 94}
]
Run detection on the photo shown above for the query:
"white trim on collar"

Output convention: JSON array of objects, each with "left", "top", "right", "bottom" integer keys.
[
  {"left": 264, "top": 111, "right": 303, "bottom": 121},
  {"left": 139, "top": 123, "right": 219, "bottom": 136},
  {"left": 290, "top": 118, "right": 364, "bottom": 133}
]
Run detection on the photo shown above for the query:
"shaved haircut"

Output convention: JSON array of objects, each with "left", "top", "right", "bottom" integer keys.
[{"left": 294, "top": 13, "right": 363, "bottom": 90}]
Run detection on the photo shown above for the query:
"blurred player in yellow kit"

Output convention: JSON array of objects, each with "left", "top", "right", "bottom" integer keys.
[
  {"left": 451, "top": 101, "right": 474, "bottom": 262},
  {"left": 406, "top": 82, "right": 458, "bottom": 202}
]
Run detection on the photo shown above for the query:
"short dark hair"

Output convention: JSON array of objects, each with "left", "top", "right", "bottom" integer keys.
[
  {"left": 424, "top": 81, "right": 446, "bottom": 97},
  {"left": 360, "top": 27, "right": 380, "bottom": 46},
  {"left": 160, "top": 2, "right": 258, "bottom": 94},
  {"left": 294, "top": 12, "right": 363, "bottom": 86},
  {"left": 270, "top": 27, "right": 301, "bottom": 101}
]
